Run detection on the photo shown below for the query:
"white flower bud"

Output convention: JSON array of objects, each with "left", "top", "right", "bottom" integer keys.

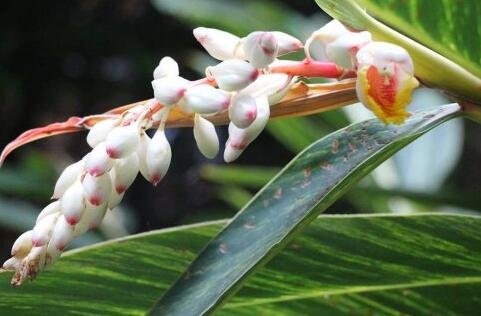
[
  {"left": 32, "top": 213, "right": 58, "bottom": 247},
  {"left": 105, "top": 125, "right": 140, "bottom": 159},
  {"left": 86, "top": 119, "right": 118, "bottom": 149},
  {"left": 74, "top": 204, "right": 108, "bottom": 237},
  {"left": 325, "top": 31, "right": 371, "bottom": 69},
  {"left": 193, "top": 114, "right": 219, "bottom": 159},
  {"left": 52, "top": 160, "right": 84, "bottom": 199},
  {"left": 108, "top": 187, "right": 124, "bottom": 209},
  {"left": 305, "top": 19, "right": 349, "bottom": 60},
  {"left": 45, "top": 243, "right": 62, "bottom": 266},
  {"left": 243, "top": 31, "right": 278, "bottom": 68},
  {"left": 356, "top": 41, "right": 414, "bottom": 74},
  {"left": 61, "top": 181, "right": 86, "bottom": 225},
  {"left": 36, "top": 201, "right": 61, "bottom": 224},
  {"left": 207, "top": 59, "right": 258, "bottom": 91},
  {"left": 179, "top": 84, "right": 231, "bottom": 114},
  {"left": 111, "top": 153, "right": 139, "bottom": 194},
  {"left": 25, "top": 246, "right": 47, "bottom": 272},
  {"left": 229, "top": 94, "right": 257, "bottom": 128},
  {"left": 241, "top": 73, "right": 291, "bottom": 99},
  {"left": 224, "top": 96, "right": 270, "bottom": 162},
  {"left": 84, "top": 142, "right": 114, "bottom": 177},
  {"left": 146, "top": 129, "right": 172, "bottom": 186},
  {"left": 3, "top": 257, "right": 21, "bottom": 271},
  {"left": 49, "top": 216, "right": 75, "bottom": 251},
  {"left": 82, "top": 172, "right": 112, "bottom": 206},
  {"left": 153, "top": 56, "right": 179, "bottom": 79},
  {"left": 193, "top": 27, "right": 243, "bottom": 60},
  {"left": 137, "top": 131, "right": 151, "bottom": 182},
  {"left": 271, "top": 31, "right": 303, "bottom": 55},
  {"left": 11, "top": 230, "right": 33, "bottom": 257},
  {"left": 152, "top": 76, "right": 190, "bottom": 106}
]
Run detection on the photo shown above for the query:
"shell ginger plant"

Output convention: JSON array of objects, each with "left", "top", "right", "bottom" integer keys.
[{"left": 2, "top": 0, "right": 481, "bottom": 315}]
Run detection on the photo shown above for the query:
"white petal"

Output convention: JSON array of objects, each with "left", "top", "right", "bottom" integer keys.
[
  {"left": 208, "top": 59, "right": 258, "bottom": 91},
  {"left": 224, "top": 96, "right": 270, "bottom": 162},
  {"left": 325, "top": 31, "right": 371, "bottom": 69},
  {"left": 193, "top": 27, "right": 243, "bottom": 60},
  {"left": 111, "top": 154, "right": 139, "bottom": 194},
  {"left": 137, "top": 132, "right": 151, "bottom": 182},
  {"left": 36, "top": 201, "right": 61, "bottom": 224},
  {"left": 153, "top": 56, "right": 179, "bottom": 79},
  {"left": 3, "top": 257, "right": 21, "bottom": 271},
  {"left": 74, "top": 203, "right": 108, "bottom": 237},
  {"left": 271, "top": 31, "right": 303, "bottom": 55},
  {"left": 193, "top": 114, "right": 219, "bottom": 159},
  {"left": 61, "top": 181, "right": 86, "bottom": 225},
  {"left": 243, "top": 31, "right": 278, "bottom": 68},
  {"left": 82, "top": 172, "right": 112, "bottom": 206},
  {"left": 11, "top": 230, "right": 33, "bottom": 257},
  {"left": 152, "top": 76, "right": 190, "bottom": 106},
  {"left": 241, "top": 73, "right": 291, "bottom": 99},
  {"left": 87, "top": 119, "right": 118, "bottom": 148},
  {"left": 305, "top": 19, "right": 349, "bottom": 60},
  {"left": 356, "top": 41, "right": 414, "bottom": 74},
  {"left": 229, "top": 94, "right": 257, "bottom": 128},
  {"left": 52, "top": 160, "right": 84, "bottom": 199},
  {"left": 84, "top": 142, "right": 114, "bottom": 177},
  {"left": 105, "top": 125, "right": 140, "bottom": 159},
  {"left": 146, "top": 129, "right": 172, "bottom": 186},
  {"left": 49, "top": 216, "right": 75, "bottom": 252},
  {"left": 32, "top": 213, "right": 59, "bottom": 247},
  {"left": 179, "top": 84, "right": 231, "bottom": 114},
  {"left": 108, "top": 187, "right": 124, "bottom": 209}
]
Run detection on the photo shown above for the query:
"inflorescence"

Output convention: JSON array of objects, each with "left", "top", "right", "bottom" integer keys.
[{"left": 2, "top": 19, "right": 418, "bottom": 286}]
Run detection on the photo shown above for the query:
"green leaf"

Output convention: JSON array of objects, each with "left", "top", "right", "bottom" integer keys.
[
  {"left": 355, "top": 0, "right": 481, "bottom": 80},
  {"left": 151, "top": 103, "right": 461, "bottom": 314},
  {"left": 2, "top": 213, "right": 481, "bottom": 315}
]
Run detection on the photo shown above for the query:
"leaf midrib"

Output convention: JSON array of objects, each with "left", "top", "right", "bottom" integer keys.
[{"left": 224, "top": 275, "right": 481, "bottom": 308}]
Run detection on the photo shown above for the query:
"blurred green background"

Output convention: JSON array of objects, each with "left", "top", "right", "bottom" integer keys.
[{"left": 0, "top": 0, "right": 480, "bottom": 257}]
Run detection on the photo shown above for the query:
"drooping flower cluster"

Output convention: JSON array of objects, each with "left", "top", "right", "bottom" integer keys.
[{"left": 2, "top": 20, "right": 419, "bottom": 285}]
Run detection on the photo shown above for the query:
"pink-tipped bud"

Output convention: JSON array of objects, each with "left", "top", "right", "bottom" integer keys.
[
  {"left": 87, "top": 119, "right": 118, "bottom": 149},
  {"left": 272, "top": 31, "right": 303, "bottom": 55},
  {"left": 31, "top": 213, "right": 59, "bottom": 247},
  {"left": 152, "top": 76, "right": 190, "bottom": 106},
  {"left": 84, "top": 142, "right": 114, "bottom": 177},
  {"left": 111, "top": 154, "right": 139, "bottom": 194},
  {"left": 153, "top": 56, "right": 179, "bottom": 79},
  {"left": 105, "top": 125, "right": 140, "bottom": 159},
  {"left": 108, "top": 187, "right": 125, "bottom": 209},
  {"left": 11, "top": 230, "right": 33, "bottom": 257},
  {"left": 49, "top": 216, "right": 75, "bottom": 252},
  {"left": 36, "top": 201, "right": 62, "bottom": 224},
  {"left": 74, "top": 204, "right": 108, "bottom": 237},
  {"left": 52, "top": 160, "right": 84, "bottom": 199},
  {"left": 179, "top": 84, "right": 231, "bottom": 114},
  {"left": 229, "top": 94, "right": 258, "bottom": 128},
  {"left": 146, "top": 129, "right": 171, "bottom": 186},
  {"left": 207, "top": 59, "right": 258, "bottom": 91},
  {"left": 193, "top": 27, "right": 243, "bottom": 61},
  {"left": 325, "top": 31, "right": 372, "bottom": 69},
  {"left": 137, "top": 131, "right": 151, "bottom": 182},
  {"left": 193, "top": 114, "right": 219, "bottom": 159},
  {"left": 305, "top": 20, "right": 350, "bottom": 60},
  {"left": 241, "top": 73, "right": 291, "bottom": 99},
  {"left": 61, "top": 181, "right": 86, "bottom": 225},
  {"left": 2, "top": 257, "right": 21, "bottom": 271},
  {"left": 82, "top": 172, "right": 112, "bottom": 206},
  {"left": 224, "top": 96, "right": 270, "bottom": 162},
  {"left": 243, "top": 31, "right": 278, "bottom": 68}
]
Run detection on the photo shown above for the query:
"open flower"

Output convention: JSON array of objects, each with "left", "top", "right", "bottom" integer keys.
[{"left": 356, "top": 42, "right": 419, "bottom": 124}]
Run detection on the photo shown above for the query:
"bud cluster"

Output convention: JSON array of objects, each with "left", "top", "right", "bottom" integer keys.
[{"left": 3, "top": 20, "right": 420, "bottom": 285}]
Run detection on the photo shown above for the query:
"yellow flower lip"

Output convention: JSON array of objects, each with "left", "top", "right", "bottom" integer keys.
[{"left": 357, "top": 63, "right": 419, "bottom": 125}]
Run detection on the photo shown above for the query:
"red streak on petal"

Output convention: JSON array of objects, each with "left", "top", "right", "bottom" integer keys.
[{"left": 366, "top": 65, "right": 397, "bottom": 112}]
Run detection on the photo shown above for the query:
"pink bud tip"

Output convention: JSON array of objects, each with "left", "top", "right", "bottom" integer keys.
[
  {"left": 65, "top": 216, "right": 79, "bottom": 225},
  {"left": 106, "top": 147, "right": 120, "bottom": 159},
  {"left": 87, "top": 167, "right": 104, "bottom": 177},
  {"left": 151, "top": 175, "right": 162, "bottom": 186},
  {"left": 222, "top": 99, "right": 230, "bottom": 110},
  {"left": 56, "top": 244, "right": 65, "bottom": 251},
  {"left": 31, "top": 239, "right": 43, "bottom": 247},
  {"left": 115, "top": 185, "right": 126, "bottom": 194},
  {"left": 89, "top": 196, "right": 102, "bottom": 206},
  {"left": 250, "top": 70, "right": 259, "bottom": 81},
  {"left": 246, "top": 110, "right": 256, "bottom": 121}
]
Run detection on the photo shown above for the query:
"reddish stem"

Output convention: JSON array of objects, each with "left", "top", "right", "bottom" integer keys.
[{"left": 270, "top": 59, "right": 356, "bottom": 79}]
